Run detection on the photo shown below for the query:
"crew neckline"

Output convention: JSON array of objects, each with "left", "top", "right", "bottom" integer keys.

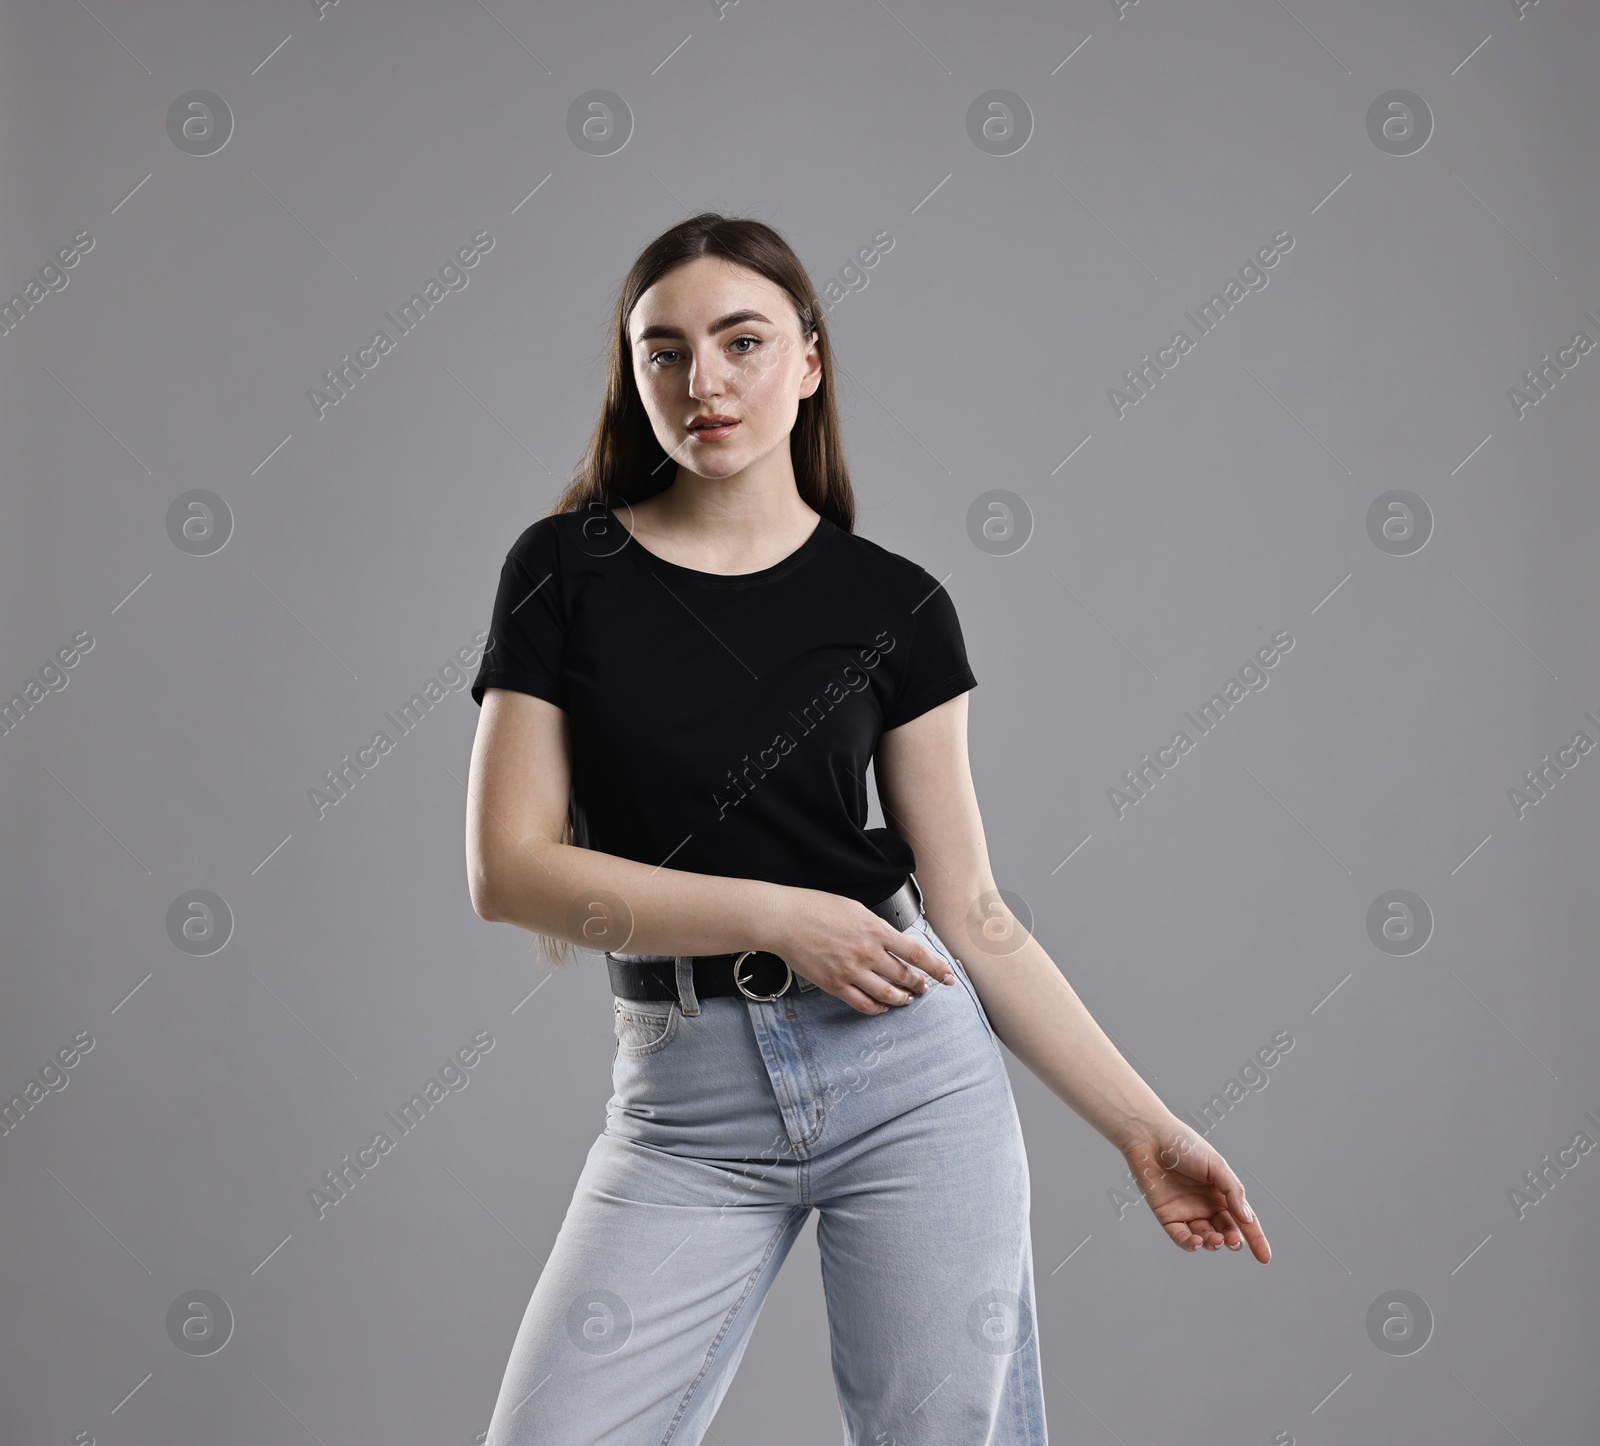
[{"left": 605, "top": 507, "right": 834, "bottom": 588}]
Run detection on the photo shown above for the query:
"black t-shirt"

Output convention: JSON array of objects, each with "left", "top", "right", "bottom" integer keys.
[{"left": 470, "top": 504, "right": 977, "bottom": 908}]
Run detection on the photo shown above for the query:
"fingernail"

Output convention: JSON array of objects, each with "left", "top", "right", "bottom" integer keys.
[{"left": 1241, "top": 1201, "right": 1255, "bottom": 1222}]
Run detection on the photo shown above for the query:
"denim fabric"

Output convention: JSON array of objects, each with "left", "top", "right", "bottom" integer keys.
[{"left": 485, "top": 913, "right": 1047, "bottom": 1445}]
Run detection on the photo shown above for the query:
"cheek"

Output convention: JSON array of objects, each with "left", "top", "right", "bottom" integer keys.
[
  {"left": 740, "top": 351, "right": 797, "bottom": 410},
  {"left": 634, "top": 372, "right": 675, "bottom": 421}
]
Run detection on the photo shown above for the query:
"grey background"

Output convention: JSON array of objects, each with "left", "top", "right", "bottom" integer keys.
[{"left": 3, "top": 0, "right": 1597, "bottom": 1442}]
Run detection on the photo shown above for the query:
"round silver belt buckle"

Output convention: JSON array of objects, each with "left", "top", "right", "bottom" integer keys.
[{"left": 732, "top": 950, "right": 793, "bottom": 1001}]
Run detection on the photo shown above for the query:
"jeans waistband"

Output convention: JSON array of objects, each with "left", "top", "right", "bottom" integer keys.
[{"left": 606, "top": 874, "right": 924, "bottom": 1008}]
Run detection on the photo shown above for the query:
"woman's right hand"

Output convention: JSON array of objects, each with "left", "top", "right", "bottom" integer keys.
[{"left": 765, "top": 888, "right": 957, "bottom": 1014}]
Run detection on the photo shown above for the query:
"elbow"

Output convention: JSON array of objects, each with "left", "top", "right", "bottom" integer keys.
[
  {"left": 467, "top": 856, "right": 504, "bottom": 922},
  {"left": 468, "top": 828, "right": 563, "bottom": 926}
]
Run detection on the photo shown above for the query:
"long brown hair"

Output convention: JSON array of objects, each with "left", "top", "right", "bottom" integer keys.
[
  {"left": 548, "top": 211, "right": 858, "bottom": 532},
  {"left": 532, "top": 213, "right": 856, "bottom": 968}
]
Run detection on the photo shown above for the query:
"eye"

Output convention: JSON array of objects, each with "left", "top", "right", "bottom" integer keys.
[{"left": 646, "top": 335, "right": 762, "bottom": 368}]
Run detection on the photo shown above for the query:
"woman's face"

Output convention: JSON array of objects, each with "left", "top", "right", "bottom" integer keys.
[{"left": 629, "top": 255, "right": 821, "bottom": 485}]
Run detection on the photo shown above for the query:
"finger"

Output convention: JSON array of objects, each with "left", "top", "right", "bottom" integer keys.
[
  {"left": 1214, "top": 1209, "right": 1245, "bottom": 1249},
  {"left": 1192, "top": 1150, "right": 1253, "bottom": 1239},
  {"left": 1165, "top": 1216, "right": 1230, "bottom": 1253},
  {"left": 893, "top": 933, "right": 956, "bottom": 985},
  {"left": 1202, "top": 1207, "right": 1270, "bottom": 1263},
  {"left": 858, "top": 970, "right": 917, "bottom": 1008},
  {"left": 1213, "top": 1170, "right": 1271, "bottom": 1262},
  {"left": 835, "top": 981, "right": 892, "bottom": 1015},
  {"left": 1239, "top": 1211, "right": 1272, "bottom": 1264},
  {"left": 1162, "top": 1220, "right": 1203, "bottom": 1253},
  {"left": 878, "top": 951, "right": 933, "bottom": 994}
]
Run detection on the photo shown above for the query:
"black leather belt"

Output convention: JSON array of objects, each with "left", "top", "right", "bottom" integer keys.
[{"left": 606, "top": 874, "right": 924, "bottom": 1003}]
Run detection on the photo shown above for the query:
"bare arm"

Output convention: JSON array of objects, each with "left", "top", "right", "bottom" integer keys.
[
  {"left": 465, "top": 688, "right": 952, "bottom": 1010},
  {"left": 467, "top": 687, "right": 795, "bottom": 955},
  {"left": 874, "top": 692, "right": 1175, "bottom": 1148},
  {"left": 875, "top": 691, "right": 1269, "bottom": 1260}
]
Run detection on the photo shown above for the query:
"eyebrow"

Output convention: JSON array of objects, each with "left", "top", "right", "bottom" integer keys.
[{"left": 633, "top": 309, "right": 774, "bottom": 344}]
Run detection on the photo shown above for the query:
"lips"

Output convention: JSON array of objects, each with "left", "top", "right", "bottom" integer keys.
[{"left": 689, "top": 417, "right": 739, "bottom": 430}]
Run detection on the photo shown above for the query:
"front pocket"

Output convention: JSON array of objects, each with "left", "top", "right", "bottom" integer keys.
[
  {"left": 951, "top": 958, "right": 1000, "bottom": 1048},
  {"left": 613, "top": 998, "right": 681, "bottom": 1056},
  {"left": 916, "top": 920, "right": 1001, "bottom": 1049}
]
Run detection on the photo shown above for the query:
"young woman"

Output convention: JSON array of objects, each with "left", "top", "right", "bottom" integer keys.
[{"left": 465, "top": 213, "right": 1271, "bottom": 1445}]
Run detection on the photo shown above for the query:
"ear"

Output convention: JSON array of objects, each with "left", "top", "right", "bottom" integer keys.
[{"left": 800, "top": 336, "right": 823, "bottom": 397}]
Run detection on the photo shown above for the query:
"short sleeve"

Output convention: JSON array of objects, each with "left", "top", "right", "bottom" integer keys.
[
  {"left": 470, "top": 522, "right": 568, "bottom": 709},
  {"left": 881, "top": 568, "right": 977, "bottom": 730}
]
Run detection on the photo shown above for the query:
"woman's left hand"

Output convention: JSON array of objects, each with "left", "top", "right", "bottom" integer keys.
[{"left": 1121, "top": 1116, "right": 1272, "bottom": 1263}]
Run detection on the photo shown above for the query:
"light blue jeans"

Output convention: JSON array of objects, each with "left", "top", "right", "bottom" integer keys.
[{"left": 485, "top": 913, "right": 1047, "bottom": 1445}]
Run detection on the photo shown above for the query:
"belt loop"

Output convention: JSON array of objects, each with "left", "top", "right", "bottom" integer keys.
[
  {"left": 907, "top": 871, "right": 925, "bottom": 919},
  {"left": 674, "top": 957, "right": 700, "bottom": 1016}
]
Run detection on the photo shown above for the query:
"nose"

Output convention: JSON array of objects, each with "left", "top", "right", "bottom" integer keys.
[{"left": 687, "top": 343, "right": 739, "bottom": 402}]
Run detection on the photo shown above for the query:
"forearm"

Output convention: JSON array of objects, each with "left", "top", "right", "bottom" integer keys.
[
  {"left": 479, "top": 834, "right": 796, "bottom": 960},
  {"left": 931, "top": 905, "right": 1174, "bottom": 1151}
]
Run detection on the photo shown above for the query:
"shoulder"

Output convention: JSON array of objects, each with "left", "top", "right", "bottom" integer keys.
[
  {"left": 502, "top": 509, "right": 596, "bottom": 574},
  {"left": 825, "top": 524, "right": 938, "bottom": 597},
  {"left": 827, "top": 527, "right": 967, "bottom": 629}
]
